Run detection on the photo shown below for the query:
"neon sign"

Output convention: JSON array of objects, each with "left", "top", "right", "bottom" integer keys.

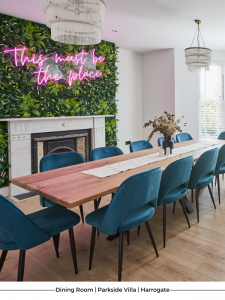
[{"left": 4, "top": 47, "right": 105, "bottom": 86}]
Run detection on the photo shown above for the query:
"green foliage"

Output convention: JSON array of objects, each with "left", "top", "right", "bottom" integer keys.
[
  {"left": 105, "top": 118, "right": 118, "bottom": 146},
  {"left": 95, "top": 100, "right": 109, "bottom": 115},
  {"left": 0, "top": 13, "right": 119, "bottom": 187},
  {"left": 0, "top": 123, "right": 10, "bottom": 187},
  {"left": 23, "top": 21, "right": 46, "bottom": 48},
  {"left": 19, "top": 92, "right": 40, "bottom": 118},
  {"left": 46, "top": 82, "right": 64, "bottom": 96},
  {"left": 0, "top": 126, "right": 8, "bottom": 147},
  {"left": 64, "top": 99, "right": 80, "bottom": 116}
]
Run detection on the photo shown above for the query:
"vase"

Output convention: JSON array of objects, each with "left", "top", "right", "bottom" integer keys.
[{"left": 162, "top": 136, "right": 174, "bottom": 154}]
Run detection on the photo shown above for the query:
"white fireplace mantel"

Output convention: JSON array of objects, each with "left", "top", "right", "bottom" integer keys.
[{"left": 1, "top": 115, "right": 113, "bottom": 197}]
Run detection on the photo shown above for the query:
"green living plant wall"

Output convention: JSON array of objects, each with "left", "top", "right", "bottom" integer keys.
[{"left": 0, "top": 13, "right": 119, "bottom": 188}]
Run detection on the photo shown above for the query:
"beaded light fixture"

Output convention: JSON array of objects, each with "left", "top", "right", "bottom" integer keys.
[
  {"left": 43, "top": 0, "right": 106, "bottom": 45},
  {"left": 185, "top": 20, "right": 212, "bottom": 73}
]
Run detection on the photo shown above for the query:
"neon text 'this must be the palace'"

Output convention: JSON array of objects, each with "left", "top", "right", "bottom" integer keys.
[{"left": 4, "top": 47, "right": 105, "bottom": 86}]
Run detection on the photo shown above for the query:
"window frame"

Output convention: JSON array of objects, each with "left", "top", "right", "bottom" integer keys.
[{"left": 198, "top": 62, "right": 225, "bottom": 139}]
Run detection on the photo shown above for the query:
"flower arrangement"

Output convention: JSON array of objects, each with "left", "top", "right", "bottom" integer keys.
[{"left": 143, "top": 111, "right": 186, "bottom": 141}]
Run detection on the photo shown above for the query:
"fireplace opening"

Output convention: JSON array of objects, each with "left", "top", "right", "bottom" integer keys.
[
  {"left": 31, "top": 129, "right": 91, "bottom": 174},
  {"left": 49, "top": 146, "right": 74, "bottom": 155}
]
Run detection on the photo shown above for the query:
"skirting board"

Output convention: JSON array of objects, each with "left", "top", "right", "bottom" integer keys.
[{"left": 0, "top": 186, "right": 9, "bottom": 197}]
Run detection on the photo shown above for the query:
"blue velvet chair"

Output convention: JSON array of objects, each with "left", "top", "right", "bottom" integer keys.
[
  {"left": 90, "top": 146, "right": 123, "bottom": 161},
  {"left": 214, "top": 145, "right": 225, "bottom": 204},
  {"left": 40, "top": 152, "right": 85, "bottom": 223},
  {"left": 85, "top": 167, "right": 162, "bottom": 281},
  {"left": 157, "top": 156, "right": 194, "bottom": 247},
  {"left": 90, "top": 146, "right": 124, "bottom": 210},
  {"left": 0, "top": 194, "right": 80, "bottom": 281},
  {"left": 130, "top": 140, "right": 153, "bottom": 153},
  {"left": 176, "top": 133, "right": 193, "bottom": 143},
  {"left": 39, "top": 152, "right": 85, "bottom": 257},
  {"left": 158, "top": 137, "right": 176, "bottom": 147},
  {"left": 218, "top": 132, "right": 225, "bottom": 140},
  {"left": 189, "top": 148, "right": 219, "bottom": 223},
  {"left": 217, "top": 132, "right": 225, "bottom": 181}
]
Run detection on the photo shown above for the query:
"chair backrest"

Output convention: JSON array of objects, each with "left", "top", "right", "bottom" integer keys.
[
  {"left": 176, "top": 133, "right": 193, "bottom": 143},
  {"left": 40, "top": 151, "right": 85, "bottom": 172},
  {"left": 130, "top": 140, "right": 153, "bottom": 153},
  {"left": 90, "top": 146, "right": 123, "bottom": 161},
  {"left": 218, "top": 132, "right": 225, "bottom": 140},
  {"left": 158, "top": 137, "right": 176, "bottom": 147},
  {"left": 189, "top": 148, "right": 219, "bottom": 189},
  {"left": 0, "top": 195, "right": 50, "bottom": 250},
  {"left": 98, "top": 167, "right": 162, "bottom": 235},
  {"left": 157, "top": 156, "right": 194, "bottom": 206},
  {"left": 40, "top": 152, "right": 85, "bottom": 206},
  {"left": 214, "top": 145, "right": 225, "bottom": 176}
]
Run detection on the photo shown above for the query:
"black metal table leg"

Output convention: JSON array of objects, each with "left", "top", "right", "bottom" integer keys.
[{"left": 183, "top": 195, "right": 194, "bottom": 214}]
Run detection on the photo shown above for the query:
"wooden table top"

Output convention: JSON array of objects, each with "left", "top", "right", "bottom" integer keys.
[{"left": 11, "top": 138, "right": 225, "bottom": 208}]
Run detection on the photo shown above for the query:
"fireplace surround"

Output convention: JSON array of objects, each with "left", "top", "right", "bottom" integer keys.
[
  {"left": 1, "top": 115, "right": 112, "bottom": 197},
  {"left": 31, "top": 129, "right": 91, "bottom": 174}
]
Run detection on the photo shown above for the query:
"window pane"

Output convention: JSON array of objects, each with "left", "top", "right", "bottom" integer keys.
[{"left": 199, "top": 64, "right": 224, "bottom": 138}]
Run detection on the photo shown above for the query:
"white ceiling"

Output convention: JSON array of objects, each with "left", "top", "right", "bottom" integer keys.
[{"left": 1, "top": 0, "right": 225, "bottom": 53}]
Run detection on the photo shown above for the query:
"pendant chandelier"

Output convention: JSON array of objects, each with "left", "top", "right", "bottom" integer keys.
[
  {"left": 185, "top": 20, "right": 212, "bottom": 73},
  {"left": 43, "top": 0, "right": 106, "bottom": 45}
]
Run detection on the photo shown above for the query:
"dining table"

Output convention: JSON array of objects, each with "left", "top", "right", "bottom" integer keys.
[{"left": 11, "top": 138, "right": 225, "bottom": 215}]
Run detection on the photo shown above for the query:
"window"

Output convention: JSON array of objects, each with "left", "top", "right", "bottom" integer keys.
[{"left": 199, "top": 64, "right": 224, "bottom": 138}]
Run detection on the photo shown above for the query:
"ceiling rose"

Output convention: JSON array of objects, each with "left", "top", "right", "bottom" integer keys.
[
  {"left": 185, "top": 20, "right": 212, "bottom": 73},
  {"left": 43, "top": 0, "right": 106, "bottom": 45}
]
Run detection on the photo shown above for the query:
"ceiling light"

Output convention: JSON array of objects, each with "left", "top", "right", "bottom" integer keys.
[
  {"left": 185, "top": 20, "right": 212, "bottom": 73},
  {"left": 43, "top": 0, "right": 106, "bottom": 45}
]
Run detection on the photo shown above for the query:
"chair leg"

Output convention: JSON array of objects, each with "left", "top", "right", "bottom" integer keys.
[
  {"left": 127, "top": 231, "right": 130, "bottom": 245},
  {"left": 118, "top": 232, "right": 124, "bottom": 282},
  {"left": 93, "top": 200, "right": 100, "bottom": 236},
  {"left": 191, "top": 189, "right": 194, "bottom": 203},
  {"left": 163, "top": 205, "right": 166, "bottom": 248},
  {"left": 223, "top": 174, "right": 224, "bottom": 180},
  {"left": 97, "top": 197, "right": 102, "bottom": 207},
  {"left": 145, "top": 221, "right": 159, "bottom": 257},
  {"left": 211, "top": 181, "right": 213, "bottom": 190},
  {"left": 17, "top": 250, "right": 26, "bottom": 281},
  {"left": 68, "top": 228, "right": 78, "bottom": 274},
  {"left": 0, "top": 250, "right": 8, "bottom": 272},
  {"left": 79, "top": 205, "right": 84, "bottom": 223},
  {"left": 208, "top": 184, "right": 216, "bottom": 209},
  {"left": 196, "top": 188, "right": 199, "bottom": 223},
  {"left": 217, "top": 175, "right": 221, "bottom": 205},
  {"left": 215, "top": 176, "right": 216, "bottom": 186},
  {"left": 173, "top": 202, "right": 176, "bottom": 214},
  {"left": 179, "top": 199, "right": 190, "bottom": 228},
  {"left": 52, "top": 233, "right": 60, "bottom": 258},
  {"left": 89, "top": 227, "right": 96, "bottom": 270},
  {"left": 137, "top": 225, "right": 140, "bottom": 236}
]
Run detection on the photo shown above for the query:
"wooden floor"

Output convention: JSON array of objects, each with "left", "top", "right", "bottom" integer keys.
[{"left": 1, "top": 178, "right": 225, "bottom": 281}]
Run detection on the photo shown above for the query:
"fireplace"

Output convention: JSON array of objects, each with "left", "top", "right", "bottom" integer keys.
[
  {"left": 1, "top": 115, "right": 112, "bottom": 197},
  {"left": 31, "top": 129, "right": 91, "bottom": 174}
]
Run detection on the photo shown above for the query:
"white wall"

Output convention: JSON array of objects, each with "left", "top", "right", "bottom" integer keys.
[
  {"left": 116, "top": 48, "right": 143, "bottom": 153},
  {"left": 174, "top": 49, "right": 199, "bottom": 139},
  {"left": 142, "top": 49, "right": 175, "bottom": 146},
  {"left": 211, "top": 51, "right": 225, "bottom": 62},
  {"left": 117, "top": 48, "right": 225, "bottom": 152}
]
